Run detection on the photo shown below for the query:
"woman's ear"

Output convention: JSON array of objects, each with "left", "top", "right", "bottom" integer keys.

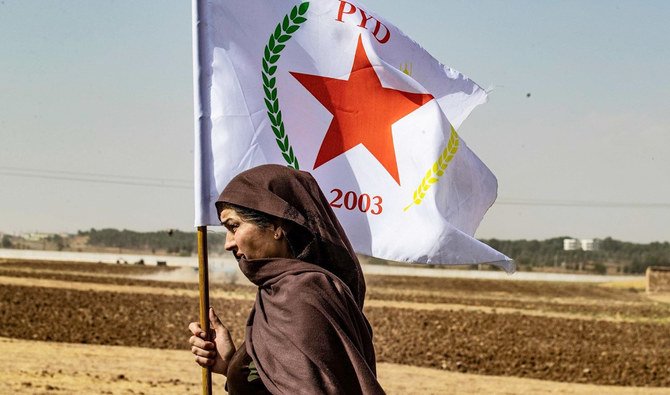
[
  {"left": 272, "top": 223, "right": 294, "bottom": 258},
  {"left": 272, "top": 223, "right": 284, "bottom": 240},
  {"left": 272, "top": 219, "right": 294, "bottom": 240}
]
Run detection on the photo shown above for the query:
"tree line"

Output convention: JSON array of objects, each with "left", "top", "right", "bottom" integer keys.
[
  {"left": 480, "top": 237, "right": 670, "bottom": 274},
  {"left": 82, "top": 228, "right": 226, "bottom": 255},
  {"left": 4, "top": 230, "right": 668, "bottom": 274},
  {"left": 77, "top": 232, "right": 670, "bottom": 273}
]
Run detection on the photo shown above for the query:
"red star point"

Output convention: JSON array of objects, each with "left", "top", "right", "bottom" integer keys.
[{"left": 290, "top": 35, "right": 433, "bottom": 185}]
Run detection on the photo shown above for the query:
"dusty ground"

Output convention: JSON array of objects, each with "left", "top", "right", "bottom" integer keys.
[
  {"left": 2, "top": 338, "right": 667, "bottom": 395},
  {"left": 1, "top": 259, "right": 669, "bottom": 393}
]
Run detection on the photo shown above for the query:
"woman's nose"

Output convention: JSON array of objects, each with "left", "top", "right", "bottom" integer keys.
[{"left": 224, "top": 232, "right": 236, "bottom": 251}]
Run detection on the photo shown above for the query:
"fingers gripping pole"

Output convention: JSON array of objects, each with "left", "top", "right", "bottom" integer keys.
[{"left": 198, "top": 226, "right": 212, "bottom": 394}]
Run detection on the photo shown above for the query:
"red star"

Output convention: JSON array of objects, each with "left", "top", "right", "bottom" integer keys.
[{"left": 290, "top": 35, "right": 434, "bottom": 185}]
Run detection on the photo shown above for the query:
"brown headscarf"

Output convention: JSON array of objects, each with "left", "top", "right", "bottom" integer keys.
[{"left": 217, "top": 164, "right": 384, "bottom": 394}]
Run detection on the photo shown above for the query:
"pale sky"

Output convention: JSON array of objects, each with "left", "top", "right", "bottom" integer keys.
[{"left": 1, "top": 0, "right": 668, "bottom": 243}]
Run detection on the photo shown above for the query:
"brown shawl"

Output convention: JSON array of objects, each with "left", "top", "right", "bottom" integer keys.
[{"left": 217, "top": 164, "right": 384, "bottom": 394}]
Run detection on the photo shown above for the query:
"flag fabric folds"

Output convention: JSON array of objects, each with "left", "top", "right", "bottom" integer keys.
[{"left": 193, "top": 0, "right": 514, "bottom": 272}]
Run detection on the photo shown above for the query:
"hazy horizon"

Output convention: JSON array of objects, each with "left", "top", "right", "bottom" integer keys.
[
  {"left": 1, "top": 1, "right": 668, "bottom": 243},
  {"left": 2, "top": 227, "right": 666, "bottom": 246}
]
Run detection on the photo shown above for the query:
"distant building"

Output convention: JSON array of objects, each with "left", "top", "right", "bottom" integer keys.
[
  {"left": 563, "top": 238, "right": 600, "bottom": 251},
  {"left": 646, "top": 266, "right": 670, "bottom": 293},
  {"left": 563, "top": 239, "right": 580, "bottom": 251},
  {"left": 580, "top": 239, "right": 600, "bottom": 251},
  {"left": 23, "top": 232, "right": 53, "bottom": 241}
]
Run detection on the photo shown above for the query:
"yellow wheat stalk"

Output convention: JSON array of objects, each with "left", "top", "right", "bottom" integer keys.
[
  {"left": 403, "top": 126, "right": 460, "bottom": 211},
  {"left": 400, "top": 62, "right": 413, "bottom": 76}
]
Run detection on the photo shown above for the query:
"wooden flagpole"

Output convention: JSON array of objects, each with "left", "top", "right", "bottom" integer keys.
[
  {"left": 197, "top": 226, "right": 212, "bottom": 395},
  {"left": 194, "top": 0, "right": 214, "bottom": 390}
]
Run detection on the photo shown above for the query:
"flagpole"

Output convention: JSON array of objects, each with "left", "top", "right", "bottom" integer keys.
[
  {"left": 193, "top": 0, "right": 214, "bottom": 391},
  {"left": 197, "top": 226, "right": 212, "bottom": 395}
]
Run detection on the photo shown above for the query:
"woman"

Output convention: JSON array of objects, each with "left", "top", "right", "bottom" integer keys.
[{"left": 188, "top": 164, "right": 385, "bottom": 394}]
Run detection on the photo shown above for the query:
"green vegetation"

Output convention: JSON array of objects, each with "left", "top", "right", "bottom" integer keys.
[
  {"left": 80, "top": 228, "right": 226, "bottom": 256},
  {"left": 45, "top": 234, "right": 67, "bottom": 251},
  {"left": 480, "top": 237, "right": 670, "bottom": 274},
  {"left": 3, "top": 229, "right": 668, "bottom": 274},
  {"left": 1, "top": 235, "right": 12, "bottom": 248}
]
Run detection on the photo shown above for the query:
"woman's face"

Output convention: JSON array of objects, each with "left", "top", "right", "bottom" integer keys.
[{"left": 220, "top": 208, "right": 291, "bottom": 260}]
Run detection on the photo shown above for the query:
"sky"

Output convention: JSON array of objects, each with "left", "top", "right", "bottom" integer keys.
[{"left": 1, "top": 0, "right": 669, "bottom": 243}]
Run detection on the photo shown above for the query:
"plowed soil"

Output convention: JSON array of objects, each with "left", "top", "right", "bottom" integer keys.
[{"left": 1, "top": 259, "right": 669, "bottom": 388}]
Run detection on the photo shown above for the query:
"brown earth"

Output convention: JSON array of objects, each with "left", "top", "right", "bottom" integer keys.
[
  {"left": 1, "top": 259, "right": 669, "bottom": 388},
  {"left": 0, "top": 338, "right": 667, "bottom": 395},
  {"left": 2, "top": 260, "right": 668, "bottom": 322},
  {"left": 3, "top": 337, "right": 668, "bottom": 395}
]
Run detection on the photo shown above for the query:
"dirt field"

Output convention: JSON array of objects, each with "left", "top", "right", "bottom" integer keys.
[
  {"left": 1, "top": 259, "right": 669, "bottom": 393},
  {"left": 2, "top": 337, "right": 668, "bottom": 395}
]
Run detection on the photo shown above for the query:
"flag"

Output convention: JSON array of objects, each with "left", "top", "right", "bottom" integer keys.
[{"left": 193, "top": 0, "right": 514, "bottom": 272}]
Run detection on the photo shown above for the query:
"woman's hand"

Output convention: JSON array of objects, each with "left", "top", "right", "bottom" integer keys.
[{"left": 188, "top": 307, "right": 237, "bottom": 376}]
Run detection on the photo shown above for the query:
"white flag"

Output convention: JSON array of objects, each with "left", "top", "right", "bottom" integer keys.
[{"left": 193, "top": 0, "right": 514, "bottom": 272}]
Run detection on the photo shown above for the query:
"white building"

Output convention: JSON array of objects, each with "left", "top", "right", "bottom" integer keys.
[
  {"left": 23, "top": 232, "right": 53, "bottom": 241},
  {"left": 580, "top": 239, "right": 600, "bottom": 251},
  {"left": 564, "top": 238, "right": 599, "bottom": 251},
  {"left": 563, "top": 239, "right": 580, "bottom": 251}
]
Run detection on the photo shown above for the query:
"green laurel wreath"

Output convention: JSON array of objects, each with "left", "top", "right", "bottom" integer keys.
[
  {"left": 403, "top": 126, "right": 460, "bottom": 211},
  {"left": 262, "top": 2, "right": 310, "bottom": 169}
]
